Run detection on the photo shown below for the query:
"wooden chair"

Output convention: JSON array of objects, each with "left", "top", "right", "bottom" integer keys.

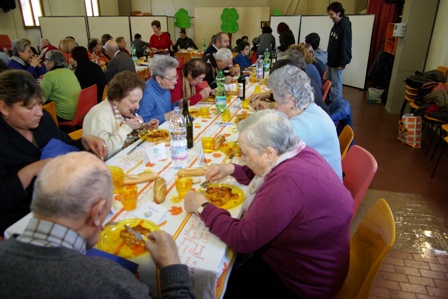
[
  {"left": 322, "top": 79, "right": 332, "bottom": 104},
  {"left": 42, "top": 101, "right": 58, "bottom": 127},
  {"left": 342, "top": 145, "right": 378, "bottom": 217},
  {"left": 68, "top": 129, "right": 83, "bottom": 140},
  {"left": 333, "top": 198, "right": 396, "bottom": 299},
  {"left": 339, "top": 125, "right": 354, "bottom": 160},
  {"left": 59, "top": 85, "right": 97, "bottom": 128}
]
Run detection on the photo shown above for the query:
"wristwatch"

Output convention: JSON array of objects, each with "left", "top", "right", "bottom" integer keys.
[{"left": 197, "top": 202, "right": 210, "bottom": 215}]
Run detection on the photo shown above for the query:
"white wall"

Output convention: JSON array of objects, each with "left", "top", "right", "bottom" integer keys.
[{"left": 424, "top": 0, "right": 448, "bottom": 71}]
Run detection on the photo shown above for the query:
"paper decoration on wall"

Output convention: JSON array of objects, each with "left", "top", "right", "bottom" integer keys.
[
  {"left": 221, "top": 8, "right": 239, "bottom": 33},
  {"left": 273, "top": 8, "right": 281, "bottom": 16},
  {"left": 174, "top": 8, "right": 191, "bottom": 28}
]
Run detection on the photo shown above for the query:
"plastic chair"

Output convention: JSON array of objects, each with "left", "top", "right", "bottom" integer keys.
[
  {"left": 342, "top": 145, "right": 378, "bottom": 217},
  {"left": 431, "top": 124, "right": 448, "bottom": 177},
  {"left": 322, "top": 79, "right": 332, "bottom": 104},
  {"left": 0, "top": 34, "right": 11, "bottom": 51},
  {"left": 102, "top": 84, "right": 108, "bottom": 101},
  {"left": 42, "top": 101, "right": 58, "bottom": 127},
  {"left": 333, "top": 198, "right": 396, "bottom": 299},
  {"left": 322, "top": 69, "right": 328, "bottom": 82},
  {"left": 339, "top": 125, "right": 354, "bottom": 160},
  {"left": 59, "top": 84, "right": 97, "bottom": 128},
  {"left": 68, "top": 129, "right": 83, "bottom": 140}
]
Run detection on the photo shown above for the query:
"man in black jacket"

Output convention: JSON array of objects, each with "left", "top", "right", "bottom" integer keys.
[{"left": 326, "top": 2, "right": 352, "bottom": 103}]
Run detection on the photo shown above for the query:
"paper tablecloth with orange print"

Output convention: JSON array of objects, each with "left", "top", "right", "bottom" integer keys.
[{"left": 103, "top": 82, "right": 261, "bottom": 299}]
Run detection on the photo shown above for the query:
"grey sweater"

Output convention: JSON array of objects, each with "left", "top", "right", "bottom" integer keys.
[{"left": 0, "top": 239, "right": 195, "bottom": 299}]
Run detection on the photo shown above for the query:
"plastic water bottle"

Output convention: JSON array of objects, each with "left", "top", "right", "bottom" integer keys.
[
  {"left": 256, "top": 55, "right": 263, "bottom": 80},
  {"left": 131, "top": 45, "right": 137, "bottom": 64},
  {"left": 202, "top": 38, "right": 207, "bottom": 52},
  {"left": 263, "top": 48, "right": 270, "bottom": 77},
  {"left": 215, "top": 70, "right": 227, "bottom": 113},
  {"left": 170, "top": 107, "right": 188, "bottom": 169}
]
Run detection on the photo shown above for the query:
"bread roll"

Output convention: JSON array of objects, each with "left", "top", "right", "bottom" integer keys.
[
  {"left": 213, "top": 135, "right": 226, "bottom": 150},
  {"left": 124, "top": 172, "right": 158, "bottom": 185},
  {"left": 177, "top": 167, "right": 206, "bottom": 177},
  {"left": 153, "top": 177, "right": 166, "bottom": 204}
]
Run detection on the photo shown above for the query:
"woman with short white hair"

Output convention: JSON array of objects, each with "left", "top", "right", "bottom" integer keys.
[
  {"left": 137, "top": 55, "right": 179, "bottom": 124},
  {"left": 184, "top": 109, "right": 353, "bottom": 298},
  {"left": 268, "top": 64, "right": 342, "bottom": 180},
  {"left": 40, "top": 50, "right": 81, "bottom": 122}
]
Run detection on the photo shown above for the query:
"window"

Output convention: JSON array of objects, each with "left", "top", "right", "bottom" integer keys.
[
  {"left": 19, "top": 0, "right": 44, "bottom": 28},
  {"left": 84, "top": 0, "right": 99, "bottom": 16}
]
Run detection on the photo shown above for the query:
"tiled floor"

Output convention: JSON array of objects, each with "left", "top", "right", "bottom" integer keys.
[{"left": 343, "top": 86, "right": 448, "bottom": 299}]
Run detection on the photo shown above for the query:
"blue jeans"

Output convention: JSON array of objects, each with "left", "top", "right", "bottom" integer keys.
[{"left": 326, "top": 67, "right": 344, "bottom": 103}]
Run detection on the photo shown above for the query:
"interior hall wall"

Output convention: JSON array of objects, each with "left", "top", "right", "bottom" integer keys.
[
  {"left": 194, "top": 7, "right": 270, "bottom": 50},
  {"left": 424, "top": 0, "right": 448, "bottom": 71}
]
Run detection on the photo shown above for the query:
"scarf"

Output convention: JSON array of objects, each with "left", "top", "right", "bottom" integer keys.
[
  {"left": 242, "top": 140, "right": 306, "bottom": 217},
  {"left": 182, "top": 76, "right": 196, "bottom": 99},
  {"left": 10, "top": 56, "right": 28, "bottom": 67}
]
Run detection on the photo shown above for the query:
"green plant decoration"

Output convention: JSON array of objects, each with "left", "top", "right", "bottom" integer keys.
[
  {"left": 174, "top": 8, "right": 191, "bottom": 28},
  {"left": 273, "top": 8, "right": 281, "bottom": 16},
  {"left": 220, "top": 8, "right": 239, "bottom": 33}
]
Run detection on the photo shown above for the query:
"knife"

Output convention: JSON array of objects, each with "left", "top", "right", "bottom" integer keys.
[
  {"left": 124, "top": 224, "right": 148, "bottom": 241},
  {"left": 127, "top": 139, "right": 145, "bottom": 155}
]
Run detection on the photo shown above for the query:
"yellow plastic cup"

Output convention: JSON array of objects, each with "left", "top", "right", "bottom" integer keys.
[
  {"left": 199, "top": 106, "right": 210, "bottom": 117},
  {"left": 222, "top": 109, "right": 231, "bottom": 122},
  {"left": 108, "top": 166, "right": 124, "bottom": 193},
  {"left": 176, "top": 177, "right": 193, "bottom": 199},
  {"left": 119, "top": 185, "right": 138, "bottom": 211},
  {"left": 202, "top": 137, "right": 214, "bottom": 153}
]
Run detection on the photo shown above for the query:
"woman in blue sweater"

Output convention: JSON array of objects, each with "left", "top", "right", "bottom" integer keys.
[{"left": 233, "top": 41, "right": 251, "bottom": 69}]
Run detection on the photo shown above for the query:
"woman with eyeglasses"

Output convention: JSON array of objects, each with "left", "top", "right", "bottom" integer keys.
[
  {"left": 137, "top": 55, "right": 179, "bottom": 124},
  {"left": 7, "top": 39, "right": 46, "bottom": 79},
  {"left": 170, "top": 58, "right": 212, "bottom": 106}
]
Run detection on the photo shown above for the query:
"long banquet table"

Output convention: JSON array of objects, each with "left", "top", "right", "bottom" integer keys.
[{"left": 5, "top": 81, "right": 264, "bottom": 299}]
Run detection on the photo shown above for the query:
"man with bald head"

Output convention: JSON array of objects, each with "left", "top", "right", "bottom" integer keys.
[
  {"left": 0, "top": 152, "right": 195, "bottom": 298},
  {"left": 38, "top": 38, "right": 58, "bottom": 58},
  {"left": 103, "top": 39, "right": 136, "bottom": 81},
  {"left": 203, "top": 32, "right": 230, "bottom": 56}
]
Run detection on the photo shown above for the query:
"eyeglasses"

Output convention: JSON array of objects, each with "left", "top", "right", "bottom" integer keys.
[{"left": 163, "top": 75, "right": 178, "bottom": 82}]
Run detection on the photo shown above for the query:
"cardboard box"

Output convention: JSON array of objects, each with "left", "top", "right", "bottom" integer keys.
[{"left": 367, "top": 88, "right": 384, "bottom": 104}]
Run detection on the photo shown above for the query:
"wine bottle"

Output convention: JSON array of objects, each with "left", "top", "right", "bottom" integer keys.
[{"left": 182, "top": 99, "right": 194, "bottom": 149}]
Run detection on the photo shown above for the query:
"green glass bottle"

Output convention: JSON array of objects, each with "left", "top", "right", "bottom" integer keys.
[{"left": 182, "top": 99, "right": 194, "bottom": 149}]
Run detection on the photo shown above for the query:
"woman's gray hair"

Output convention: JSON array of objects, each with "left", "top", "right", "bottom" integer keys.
[
  {"left": 283, "top": 48, "right": 307, "bottom": 70},
  {"left": 214, "top": 48, "right": 232, "bottom": 62},
  {"left": 237, "top": 110, "right": 299, "bottom": 155},
  {"left": 267, "top": 64, "right": 314, "bottom": 109},
  {"left": 46, "top": 50, "right": 67, "bottom": 67},
  {"left": 150, "top": 55, "right": 179, "bottom": 78},
  {"left": 12, "top": 39, "right": 30, "bottom": 56}
]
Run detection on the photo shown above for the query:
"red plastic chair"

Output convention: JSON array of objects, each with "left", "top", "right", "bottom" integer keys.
[
  {"left": 342, "top": 145, "right": 378, "bottom": 218},
  {"left": 0, "top": 34, "right": 12, "bottom": 51},
  {"left": 322, "top": 79, "right": 332, "bottom": 104},
  {"left": 59, "top": 84, "right": 97, "bottom": 128}
]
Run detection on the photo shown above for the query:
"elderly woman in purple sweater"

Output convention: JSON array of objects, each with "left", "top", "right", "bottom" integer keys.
[{"left": 185, "top": 109, "right": 353, "bottom": 299}]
